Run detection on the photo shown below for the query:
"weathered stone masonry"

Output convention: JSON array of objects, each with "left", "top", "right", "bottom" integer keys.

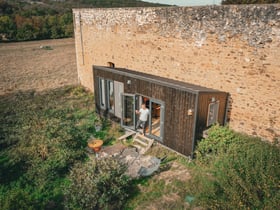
[{"left": 73, "top": 5, "right": 280, "bottom": 142}]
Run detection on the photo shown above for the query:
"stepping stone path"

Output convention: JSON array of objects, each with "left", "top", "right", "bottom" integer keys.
[
  {"left": 95, "top": 144, "right": 160, "bottom": 178},
  {"left": 87, "top": 129, "right": 159, "bottom": 178},
  {"left": 120, "top": 147, "right": 161, "bottom": 178}
]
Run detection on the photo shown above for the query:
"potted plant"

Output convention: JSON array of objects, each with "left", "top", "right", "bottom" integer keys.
[{"left": 88, "top": 139, "right": 103, "bottom": 152}]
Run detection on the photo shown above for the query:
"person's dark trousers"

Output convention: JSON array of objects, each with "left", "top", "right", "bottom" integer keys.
[{"left": 136, "top": 120, "right": 147, "bottom": 135}]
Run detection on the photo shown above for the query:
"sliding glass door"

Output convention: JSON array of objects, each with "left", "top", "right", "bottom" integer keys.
[
  {"left": 121, "top": 94, "right": 136, "bottom": 129},
  {"left": 121, "top": 94, "right": 164, "bottom": 141},
  {"left": 148, "top": 99, "right": 164, "bottom": 141}
]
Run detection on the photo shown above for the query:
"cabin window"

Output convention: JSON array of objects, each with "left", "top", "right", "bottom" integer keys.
[
  {"left": 107, "top": 80, "right": 114, "bottom": 113},
  {"left": 114, "top": 81, "right": 124, "bottom": 118},
  {"left": 99, "top": 78, "right": 106, "bottom": 109},
  {"left": 98, "top": 77, "right": 124, "bottom": 116},
  {"left": 207, "top": 101, "right": 219, "bottom": 126},
  {"left": 122, "top": 94, "right": 136, "bottom": 129}
]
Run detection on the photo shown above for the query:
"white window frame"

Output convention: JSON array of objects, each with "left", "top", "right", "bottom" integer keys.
[
  {"left": 107, "top": 80, "right": 114, "bottom": 113},
  {"left": 207, "top": 101, "right": 219, "bottom": 127}
]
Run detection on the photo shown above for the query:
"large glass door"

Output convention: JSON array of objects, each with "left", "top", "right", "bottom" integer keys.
[
  {"left": 148, "top": 99, "right": 164, "bottom": 141},
  {"left": 121, "top": 94, "right": 136, "bottom": 129},
  {"left": 121, "top": 94, "right": 164, "bottom": 141}
]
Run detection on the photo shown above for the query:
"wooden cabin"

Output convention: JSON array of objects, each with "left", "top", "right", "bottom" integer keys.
[{"left": 93, "top": 66, "right": 228, "bottom": 157}]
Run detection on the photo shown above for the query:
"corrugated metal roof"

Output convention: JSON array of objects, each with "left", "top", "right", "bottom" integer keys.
[{"left": 94, "top": 66, "right": 224, "bottom": 93}]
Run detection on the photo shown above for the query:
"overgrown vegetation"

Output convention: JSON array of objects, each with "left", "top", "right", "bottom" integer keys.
[
  {"left": 0, "top": 0, "right": 166, "bottom": 41},
  {"left": 0, "top": 86, "right": 120, "bottom": 209},
  {"left": 65, "top": 157, "right": 131, "bottom": 209},
  {"left": 222, "top": 0, "right": 280, "bottom": 4},
  {"left": 188, "top": 125, "right": 280, "bottom": 209},
  {"left": 124, "top": 126, "right": 280, "bottom": 209}
]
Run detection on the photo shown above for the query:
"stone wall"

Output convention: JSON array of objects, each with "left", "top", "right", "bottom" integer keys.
[{"left": 73, "top": 5, "right": 280, "bottom": 142}]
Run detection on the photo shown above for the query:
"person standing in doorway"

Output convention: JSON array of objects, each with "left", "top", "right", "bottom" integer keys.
[{"left": 136, "top": 103, "right": 149, "bottom": 135}]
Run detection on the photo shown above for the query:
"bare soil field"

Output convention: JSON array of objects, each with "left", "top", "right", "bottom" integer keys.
[{"left": 0, "top": 38, "right": 78, "bottom": 95}]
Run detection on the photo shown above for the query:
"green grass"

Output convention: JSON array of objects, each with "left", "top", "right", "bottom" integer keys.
[
  {"left": 124, "top": 145, "right": 192, "bottom": 209},
  {"left": 0, "top": 85, "right": 117, "bottom": 209}
]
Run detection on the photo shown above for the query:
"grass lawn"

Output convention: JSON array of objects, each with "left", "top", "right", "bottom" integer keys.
[{"left": 0, "top": 86, "right": 113, "bottom": 209}]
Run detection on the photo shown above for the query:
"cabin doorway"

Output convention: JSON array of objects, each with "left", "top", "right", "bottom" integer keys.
[
  {"left": 121, "top": 94, "right": 164, "bottom": 141},
  {"left": 150, "top": 101, "right": 163, "bottom": 139}
]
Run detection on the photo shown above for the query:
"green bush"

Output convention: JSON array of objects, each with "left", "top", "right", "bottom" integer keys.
[
  {"left": 64, "top": 157, "right": 131, "bottom": 210},
  {"left": 212, "top": 139, "right": 280, "bottom": 209},
  {"left": 193, "top": 125, "right": 280, "bottom": 209},
  {"left": 195, "top": 125, "right": 239, "bottom": 164}
]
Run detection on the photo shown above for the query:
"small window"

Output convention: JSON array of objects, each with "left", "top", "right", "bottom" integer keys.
[
  {"left": 99, "top": 78, "right": 106, "bottom": 109},
  {"left": 207, "top": 101, "right": 219, "bottom": 126},
  {"left": 107, "top": 80, "right": 114, "bottom": 113}
]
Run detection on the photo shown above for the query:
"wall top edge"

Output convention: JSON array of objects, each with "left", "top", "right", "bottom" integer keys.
[{"left": 72, "top": 4, "right": 280, "bottom": 12}]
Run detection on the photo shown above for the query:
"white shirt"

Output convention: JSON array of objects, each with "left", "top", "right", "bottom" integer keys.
[{"left": 139, "top": 108, "right": 149, "bottom": 121}]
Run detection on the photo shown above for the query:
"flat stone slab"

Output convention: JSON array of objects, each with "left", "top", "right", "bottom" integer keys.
[
  {"left": 96, "top": 145, "right": 161, "bottom": 178},
  {"left": 119, "top": 147, "right": 161, "bottom": 178},
  {"left": 99, "top": 143, "right": 126, "bottom": 157}
]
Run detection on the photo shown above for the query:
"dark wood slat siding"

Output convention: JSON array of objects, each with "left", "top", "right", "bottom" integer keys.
[
  {"left": 195, "top": 92, "right": 228, "bottom": 140},
  {"left": 183, "top": 91, "right": 197, "bottom": 155},
  {"left": 150, "top": 88, "right": 197, "bottom": 155},
  {"left": 93, "top": 67, "right": 227, "bottom": 156}
]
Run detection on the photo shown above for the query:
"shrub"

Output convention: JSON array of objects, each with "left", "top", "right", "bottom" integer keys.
[
  {"left": 211, "top": 138, "right": 280, "bottom": 209},
  {"left": 193, "top": 125, "right": 280, "bottom": 209},
  {"left": 195, "top": 124, "right": 239, "bottom": 164},
  {"left": 64, "top": 157, "right": 131, "bottom": 210}
]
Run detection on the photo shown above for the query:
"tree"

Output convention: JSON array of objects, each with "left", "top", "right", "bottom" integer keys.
[
  {"left": 0, "top": 0, "right": 13, "bottom": 15},
  {"left": 0, "top": 15, "right": 16, "bottom": 40},
  {"left": 0, "top": 0, "right": 165, "bottom": 41},
  {"left": 16, "top": 23, "right": 36, "bottom": 40},
  {"left": 59, "top": 13, "right": 74, "bottom": 37},
  {"left": 222, "top": 0, "right": 280, "bottom": 4}
]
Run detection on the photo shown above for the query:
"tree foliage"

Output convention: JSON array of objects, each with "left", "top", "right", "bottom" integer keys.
[
  {"left": 0, "top": 0, "right": 165, "bottom": 41},
  {"left": 222, "top": 0, "right": 280, "bottom": 4}
]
